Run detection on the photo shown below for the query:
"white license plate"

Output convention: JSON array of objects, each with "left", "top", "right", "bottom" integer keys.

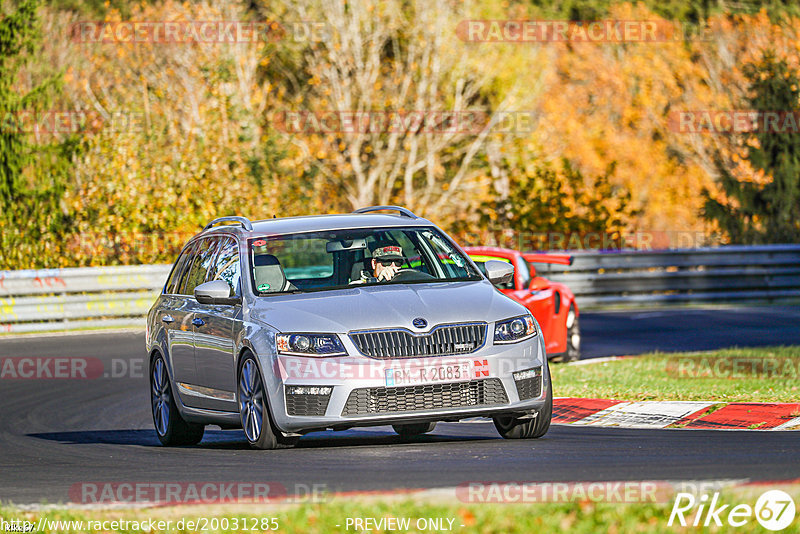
[{"left": 384, "top": 362, "right": 472, "bottom": 387}]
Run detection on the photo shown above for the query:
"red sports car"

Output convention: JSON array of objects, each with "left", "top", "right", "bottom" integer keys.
[{"left": 464, "top": 246, "right": 581, "bottom": 361}]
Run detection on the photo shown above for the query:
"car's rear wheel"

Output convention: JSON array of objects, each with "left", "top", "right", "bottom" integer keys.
[
  {"left": 493, "top": 362, "right": 552, "bottom": 439},
  {"left": 392, "top": 422, "right": 436, "bottom": 439},
  {"left": 562, "top": 304, "right": 581, "bottom": 362},
  {"left": 150, "top": 355, "right": 204, "bottom": 446},
  {"left": 238, "top": 353, "right": 297, "bottom": 450}
]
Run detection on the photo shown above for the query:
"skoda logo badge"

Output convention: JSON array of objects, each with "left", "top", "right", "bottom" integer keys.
[{"left": 412, "top": 317, "right": 428, "bottom": 329}]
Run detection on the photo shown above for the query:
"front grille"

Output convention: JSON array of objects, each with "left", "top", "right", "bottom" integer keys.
[
  {"left": 515, "top": 375, "right": 542, "bottom": 401},
  {"left": 341, "top": 378, "right": 508, "bottom": 416},
  {"left": 285, "top": 389, "right": 331, "bottom": 416},
  {"left": 349, "top": 323, "right": 487, "bottom": 359}
]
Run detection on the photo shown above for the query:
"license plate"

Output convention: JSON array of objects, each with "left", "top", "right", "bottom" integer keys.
[{"left": 385, "top": 362, "right": 472, "bottom": 387}]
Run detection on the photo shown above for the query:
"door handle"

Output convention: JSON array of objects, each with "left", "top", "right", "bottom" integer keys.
[
  {"left": 161, "top": 315, "right": 174, "bottom": 324},
  {"left": 192, "top": 317, "right": 205, "bottom": 327}
]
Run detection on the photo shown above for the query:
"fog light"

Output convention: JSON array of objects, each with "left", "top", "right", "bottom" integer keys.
[
  {"left": 513, "top": 367, "right": 541, "bottom": 381},
  {"left": 513, "top": 366, "right": 543, "bottom": 400},
  {"left": 286, "top": 386, "right": 333, "bottom": 396}
]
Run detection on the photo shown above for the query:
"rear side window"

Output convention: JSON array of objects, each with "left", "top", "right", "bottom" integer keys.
[
  {"left": 209, "top": 237, "right": 241, "bottom": 295},
  {"left": 164, "top": 245, "right": 193, "bottom": 295},
  {"left": 179, "top": 238, "right": 220, "bottom": 296}
]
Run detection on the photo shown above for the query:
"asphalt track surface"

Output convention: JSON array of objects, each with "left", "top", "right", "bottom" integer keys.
[{"left": 1, "top": 306, "right": 799, "bottom": 505}]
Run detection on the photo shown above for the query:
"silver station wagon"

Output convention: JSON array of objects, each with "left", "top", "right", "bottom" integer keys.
[{"left": 146, "top": 206, "right": 552, "bottom": 449}]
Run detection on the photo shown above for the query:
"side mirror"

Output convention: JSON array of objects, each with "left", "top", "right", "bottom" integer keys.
[
  {"left": 484, "top": 260, "right": 514, "bottom": 285},
  {"left": 195, "top": 280, "right": 241, "bottom": 306}
]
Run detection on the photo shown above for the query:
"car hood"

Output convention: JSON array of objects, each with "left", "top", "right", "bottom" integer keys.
[{"left": 247, "top": 280, "right": 527, "bottom": 333}]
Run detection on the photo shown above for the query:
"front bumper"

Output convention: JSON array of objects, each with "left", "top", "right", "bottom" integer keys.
[{"left": 263, "top": 335, "right": 548, "bottom": 433}]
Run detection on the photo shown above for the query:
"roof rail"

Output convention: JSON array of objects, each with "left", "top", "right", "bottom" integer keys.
[
  {"left": 352, "top": 205, "right": 418, "bottom": 218},
  {"left": 203, "top": 216, "right": 253, "bottom": 232}
]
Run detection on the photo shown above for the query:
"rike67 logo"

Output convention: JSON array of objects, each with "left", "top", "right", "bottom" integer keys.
[{"left": 669, "top": 490, "right": 796, "bottom": 531}]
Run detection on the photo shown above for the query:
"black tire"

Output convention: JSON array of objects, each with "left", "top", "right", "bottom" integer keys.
[
  {"left": 237, "top": 352, "right": 296, "bottom": 450},
  {"left": 392, "top": 422, "right": 436, "bottom": 439},
  {"left": 150, "top": 355, "right": 204, "bottom": 446},
  {"left": 493, "top": 361, "right": 552, "bottom": 439},
  {"left": 562, "top": 304, "right": 581, "bottom": 362}
]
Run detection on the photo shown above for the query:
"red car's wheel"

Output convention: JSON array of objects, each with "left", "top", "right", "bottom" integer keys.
[{"left": 563, "top": 304, "right": 581, "bottom": 362}]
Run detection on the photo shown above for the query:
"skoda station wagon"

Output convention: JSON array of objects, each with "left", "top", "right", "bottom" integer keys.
[{"left": 146, "top": 206, "right": 552, "bottom": 449}]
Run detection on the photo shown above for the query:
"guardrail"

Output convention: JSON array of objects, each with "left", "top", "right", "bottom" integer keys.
[
  {"left": 536, "top": 244, "right": 800, "bottom": 309},
  {"left": 0, "top": 265, "right": 171, "bottom": 334},
  {"left": 1, "top": 244, "right": 799, "bottom": 333}
]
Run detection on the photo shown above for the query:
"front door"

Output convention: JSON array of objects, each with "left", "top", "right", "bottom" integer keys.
[
  {"left": 192, "top": 236, "right": 242, "bottom": 411},
  {"left": 171, "top": 236, "right": 220, "bottom": 408},
  {"left": 163, "top": 242, "right": 198, "bottom": 387}
]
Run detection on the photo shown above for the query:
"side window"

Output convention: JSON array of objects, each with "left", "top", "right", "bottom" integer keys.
[
  {"left": 516, "top": 256, "right": 532, "bottom": 290},
  {"left": 175, "top": 241, "right": 198, "bottom": 295},
  {"left": 179, "top": 238, "right": 219, "bottom": 296},
  {"left": 210, "top": 237, "right": 241, "bottom": 295},
  {"left": 164, "top": 245, "right": 193, "bottom": 294}
]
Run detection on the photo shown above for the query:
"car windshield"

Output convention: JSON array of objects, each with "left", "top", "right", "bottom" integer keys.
[{"left": 249, "top": 226, "right": 482, "bottom": 295}]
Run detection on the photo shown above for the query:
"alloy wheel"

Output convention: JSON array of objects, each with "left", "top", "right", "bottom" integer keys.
[
  {"left": 238, "top": 359, "right": 264, "bottom": 442},
  {"left": 151, "top": 358, "right": 170, "bottom": 436}
]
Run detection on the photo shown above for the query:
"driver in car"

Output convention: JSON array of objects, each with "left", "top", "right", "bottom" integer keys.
[{"left": 356, "top": 241, "right": 405, "bottom": 283}]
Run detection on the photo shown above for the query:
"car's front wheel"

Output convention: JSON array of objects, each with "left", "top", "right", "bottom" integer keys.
[
  {"left": 150, "top": 355, "right": 204, "bottom": 446},
  {"left": 238, "top": 353, "right": 297, "bottom": 450},
  {"left": 493, "top": 362, "right": 552, "bottom": 439}
]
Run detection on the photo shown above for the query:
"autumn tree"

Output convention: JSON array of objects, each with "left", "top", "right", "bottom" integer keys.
[
  {"left": 62, "top": 0, "right": 289, "bottom": 265},
  {"left": 0, "top": 0, "right": 74, "bottom": 269},
  {"left": 267, "top": 0, "right": 540, "bottom": 222},
  {"left": 703, "top": 52, "right": 800, "bottom": 243}
]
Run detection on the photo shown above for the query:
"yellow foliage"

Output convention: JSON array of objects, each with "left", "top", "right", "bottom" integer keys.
[{"left": 12, "top": 1, "right": 800, "bottom": 268}]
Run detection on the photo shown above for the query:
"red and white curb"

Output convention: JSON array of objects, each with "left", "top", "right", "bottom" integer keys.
[{"left": 553, "top": 398, "right": 800, "bottom": 430}]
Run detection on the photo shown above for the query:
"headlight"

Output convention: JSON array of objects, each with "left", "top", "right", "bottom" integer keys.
[
  {"left": 494, "top": 315, "right": 537, "bottom": 344},
  {"left": 276, "top": 333, "right": 347, "bottom": 357}
]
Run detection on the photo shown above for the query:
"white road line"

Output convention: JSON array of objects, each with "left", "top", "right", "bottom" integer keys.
[
  {"left": 772, "top": 416, "right": 800, "bottom": 431},
  {"left": 571, "top": 401, "right": 715, "bottom": 428}
]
